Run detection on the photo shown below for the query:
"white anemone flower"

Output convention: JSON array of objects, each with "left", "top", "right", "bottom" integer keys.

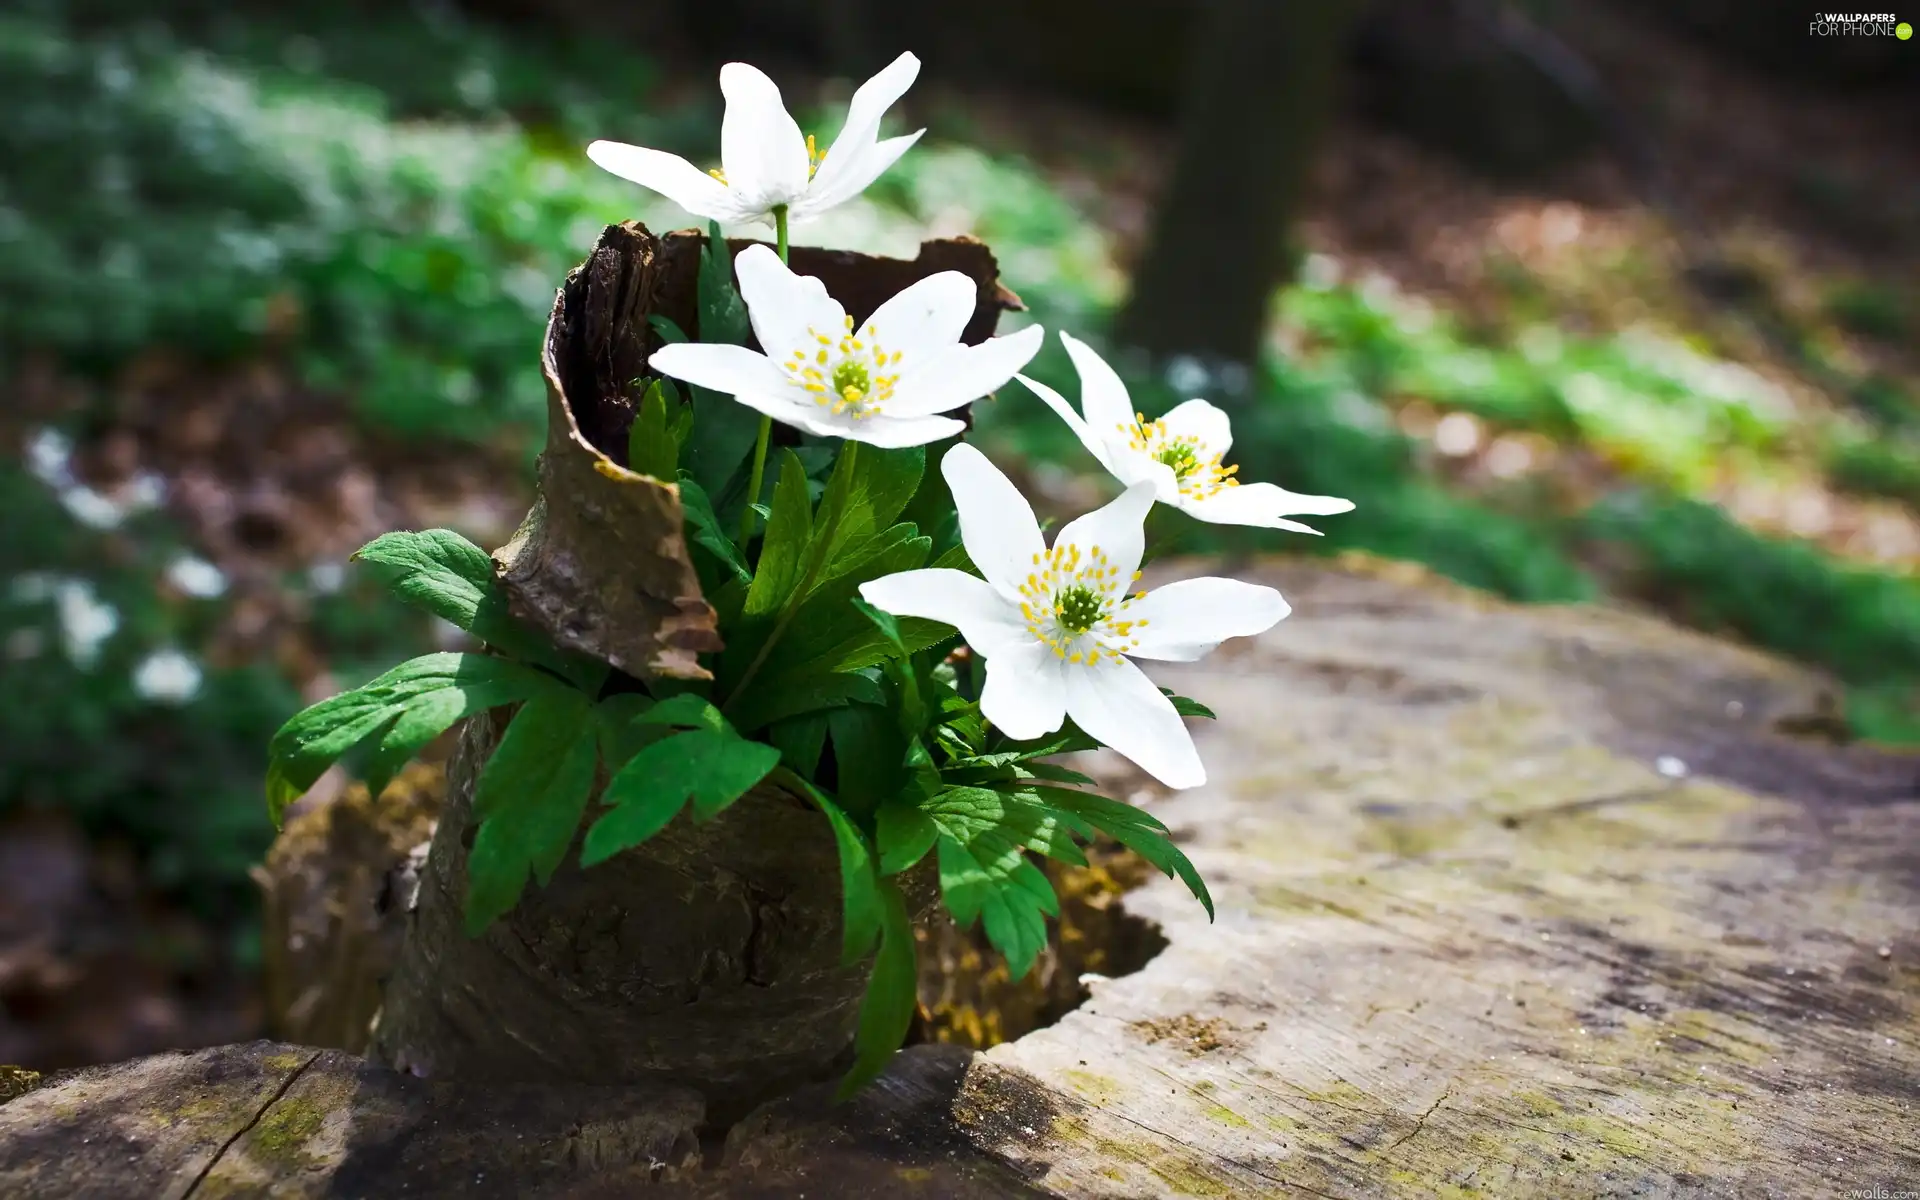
[
  {"left": 587, "top": 53, "right": 923, "bottom": 227},
  {"left": 649, "top": 244, "right": 1043, "bottom": 447},
  {"left": 859, "top": 443, "right": 1289, "bottom": 789},
  {"left": 1018, "top": 332, "right": 1355, "bottom": 534}
]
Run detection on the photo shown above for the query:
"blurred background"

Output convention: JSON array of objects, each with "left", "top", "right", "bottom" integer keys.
[{"left": 1, "top": 0, "right": 1915, "bottom": 1073}]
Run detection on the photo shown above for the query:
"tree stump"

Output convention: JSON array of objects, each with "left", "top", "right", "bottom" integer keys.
[
  {"left": 8, "top": 553, "right": 1916, "bottom": 1196},
  {"left": 364, "top": 223, "right": 1018, "bottom": 1123}
]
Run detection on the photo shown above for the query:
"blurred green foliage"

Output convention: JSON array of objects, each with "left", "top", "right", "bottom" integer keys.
[{"left": 2, "top": 0, "right": 1915, "bottom": 931}]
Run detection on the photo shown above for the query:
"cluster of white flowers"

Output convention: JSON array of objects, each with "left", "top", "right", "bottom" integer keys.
[{"left": 590, "top": 56, "right": 1351, "bottom": 789}]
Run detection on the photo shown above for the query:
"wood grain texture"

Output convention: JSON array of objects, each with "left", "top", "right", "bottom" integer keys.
[{"left": 9, "top": 555, "right": 1917, "bottom": 1196}]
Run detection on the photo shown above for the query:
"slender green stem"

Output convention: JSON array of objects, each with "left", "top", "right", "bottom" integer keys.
[
  {"left": 733, "top": 205, "right": 791, "bottom": 556},
  {"left": 723, "top": 440, "right": 860, "bottom": 712},
  {"left": 737, "top": 416, "right": 772, "bottom": 551}
]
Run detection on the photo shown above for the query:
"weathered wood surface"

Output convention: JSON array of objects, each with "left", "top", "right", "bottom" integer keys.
[{"left": 5, "top": 555, "right": 1917, "bottom": 1196}]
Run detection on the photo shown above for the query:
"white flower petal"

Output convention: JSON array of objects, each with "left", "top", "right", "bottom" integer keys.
[
  {"left": 719, "top": 63, "right": 810, "bottom": 210},
  {"left": 805, "top": 52, "right": 921, "bottom": 205},
  {"left": 1158, "top": 398, "right": 1233, "bottom": 456},
  {"left": 1059, "top": 332, "right": 1136, "bottom": 448},
  {"left": 732, "top": 389, "right": 848, "bottom": 434},
  {"left": 980, "top": 638, "right": 1068, "bottom": 741},
  {"left": 836, "top": 413, "right": 967, "bottom": 448},
  {"left": 861, "top": 270, "right": 975, "bottom": 362},
  {"left": 796, "top": 130, "right": 924, "bottom": 217},
  {"left": 732, "top": 244, "right": 843, "bottom": 356},
  {"left": 1113, "top": 577, "right": 1290, "bottom": 662},
  {"left": 586, "top": 140, "right": 738, "bottom": 222},
  {"left": 941, "top": 442, "right": 1045, "bottom": 598},
  {"left": 649, "top": 341, "right": 792, "bottom": 399},
  {"left": 1181, "top": 481, "right": 1355, "bottom": 532},
  {"left": 858, "top": 568, "right": 1026, "bottom": 655},
  {"left": 1052, "top": 480, "right": 1156, "bottom": 586},
  {"left": 886, "top": 325, "right": 1044, "bottom": 417},
  {"left": 1015, "top": 372, "right": 1116, "bottom": 475},
  {"left": 1063, "top": 658, "right": 1204, "bottom": 789}
]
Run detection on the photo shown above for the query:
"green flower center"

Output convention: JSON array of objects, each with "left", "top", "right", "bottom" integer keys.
[
  {"left": 1156, "top": 439, "right": 1201, "bottom": 479},
  {"left": 1055, "top": 584, "right": 1105, "bottom": 634},
  {"left": 831, "top": 359, "right": 872, "bottom": 404}
]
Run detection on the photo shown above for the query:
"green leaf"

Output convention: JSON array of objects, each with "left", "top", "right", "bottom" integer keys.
[
  {"left": 836, "top": 879, "right": 917, "bottom": 1100},
  {"left": 786, "top": 772, "right": 883, "bottom": 964},
  {"left": 851, "top": 597, "right": 909, "bottom": 658},
  {"left": 677, "top": 475, "right": 751, "bottom": 585},
  {"left": 361, "top": 657, "right": 562, "bottom": 798},
  {"left": 817, "top": 445, "right": 925, "bottom": 569},
  {"left": 1015, "top": 761, "right": 1096, "bottom": 786},
  {"left": 265, "top": 652, "right": 548, "bottom": 826},
  {"left": 766, "top": 712, "right": 829, "bottom": 777},
  {"left": 633, "top": 692, "right": 734, "bottom": 735},
  {"left": 351, "top": 530, "right": 590, "bottom": 684},
  {"left": 876, "top": 801, "right": 938, "bottom": 875},
  {"left": 627, "top": 378, "right": 682, "bottom": 482},
  {"left": 1032, "top": 787, "right": 1214, "bottom": 920},
  {"left": 752, "top": 533, "right": 943, "bottom": 684},
  {"left": 648, "top": 314, "right": 690, "bottom": 343},
  {"left": 919, "top": 784, "right": 1086, "bottom": 978},
  {"left": 698, "top": 221, "right": 749, "bottom": 345},
  {"left": 927, "top": 786, "right": 1086, "bottom": 867},
  {"left": 828, "top": 702, "right": 907, "bottom": 813},
  {"left": 352, "top": 529, "right": 495, "bottom": 630},
  {"left": 1164, "top": 690, "right": 1216, "bottom": 720},
  {"left": 580, "top": 729, "right": 780, "bottom": 867},
  {"left": 935, "top": 831, "right": 1054, "bottom": 979},
  {"left": 594, "top": 693, "right": 668, "bottom": 770},
  {"left": 897, "top": 434, "right": 963, "bottom": 556},
  {"left": 726, "top": 671, "right": 885, "bottom": 736},
  {"left": 744, "top": 450, "right": 814, "bottom": 619},
  {"left": 463, "top": 689, "right": 599, "bottom": 934}
]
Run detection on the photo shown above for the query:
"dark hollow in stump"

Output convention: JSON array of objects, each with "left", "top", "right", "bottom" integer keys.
[{"left": 368, "top": 223, "right": 1019, "bottom": 1123}]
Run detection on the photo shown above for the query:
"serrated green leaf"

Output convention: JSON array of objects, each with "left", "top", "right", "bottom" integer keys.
[
  {"left": 361, "top": 657, "right": 561, "bottom": 798},
  {"left": 594, "top": 693, "right": 668, "bottom": 770},
  {"left": 836, "top": 879, "right": 916, "bottom": 1101},
  {"left": 1014, "top": 761, "right": 1096, "bottom": 786},
  {"left": 627, "top": 378, "right": 682, "bottom": 482},
  {"left": 463, "top": 688, "right": 599, "bottom": 935},
  {"left": 766, "top": 711, "right": 829, "bottom": 776},
  {"left": 726, "top": 670, "right": 885, "bottom": 736},
  {"left": 633, "top": 692, "right": 733, "bottom": 735},
  {"left": 852, "top": 597, "right": 909, "bottom": 658},
  {"left": 876, "top": 801, "right": 938, "bottom": 875},
  {"left": 897, "top": 434, "right": 963, "bottom": 557},
  {"left": 935, "top": 831, "right": 1054, "bottom": 979},
  {"left": 698, "top": 221, "right": 749, "bottom": 345},
  {"left": 353, "top": 529, "right": 494, "bottom": 625},
  {"left": 1163, "top": 689, "right": 1216, "bottom": 720},
  {"left": 351, "top": 530, "right": 589, "bottom": 684},
  {"left": 1031, "top": 787, "right": 1213, "bottom": 920},
  {"left": 817, "top": 446, "right": 925, "bottom": 570},
  {"left": 785, "top": 772, "right": 883, "bottom": 964},
  {"left": 829, "top": 702, "right": 908, "bottom": 814},
  {"left": 755, "top": 535, "right": 940, "bottom": 682},
  {"left": 677, "top": 475, "right": 751, "bottom": 585},
  {"left": 744, "top": 450, "right": 813, "bottom": 619},
  {"left": 580, "top": 728, "right": 780, "bottom": 867},
  {"left": 265, "top": 652, "right": 535, "bottom": 826},
  {"left": 927, "top": 786, "right": 1086, "bottom": 867}
]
